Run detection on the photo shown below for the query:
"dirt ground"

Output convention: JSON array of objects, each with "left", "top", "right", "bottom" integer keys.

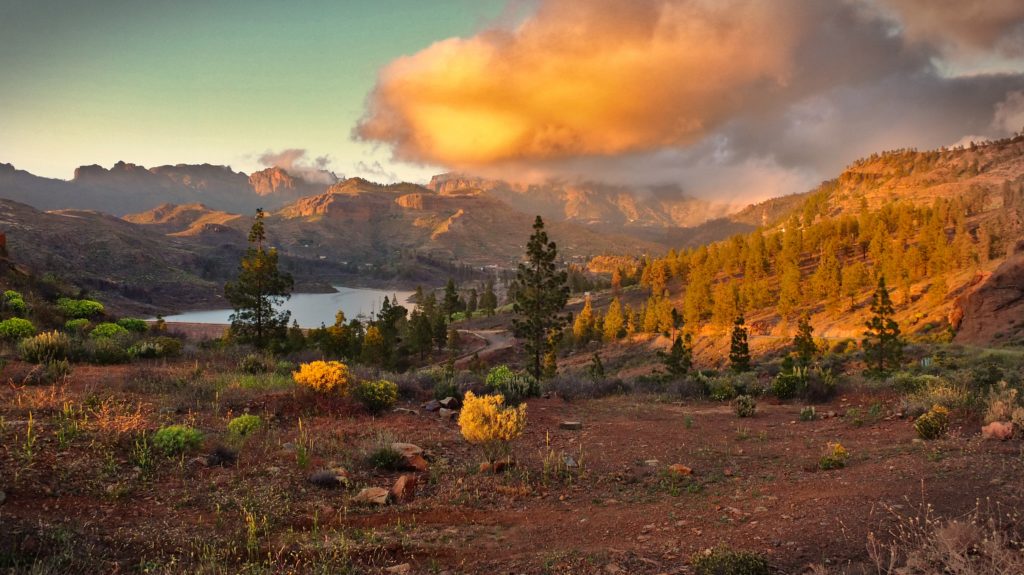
[{"left": 1, "top": 360, "right": 1021, "bottom": 574}]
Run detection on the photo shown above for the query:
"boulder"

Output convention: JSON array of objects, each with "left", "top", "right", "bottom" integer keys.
[
  {"left": 668, "top": 464, "right": 692, "bottom": 476},
  {"left": 954, "top": 242, "right": 1024, "bottom": 345},
  {"left": 439, "top": 408, "right": 458, "bottom": 421},
  {"left": 982, "top": 421, "right": 1015, "bottom": 441},
  {"left": 391, "top": 443, "right": 423, "bottom": 458},
  {"left": 403, "top": 454, "right": 429, "bottom": 472},
  {"left": 559, "top": 421, "right": 584, "bottom": 430},
  {"left": 423, "top": 400, "right": 441, "bottom": 412},
  {"left": 479, "top": 458, "right": 512, "bottom": 474},
  {"left": 309, "top": 468, "right": 350, "bottom": 489},
  {"left": 438, "top": 396, "right": 459, "bottom": 409},
  {"left": 353, "top": 487, "right": 389, "bottom": 505},
  {"left": 391, "top": 474, "right": 418, "bottom": 502}
]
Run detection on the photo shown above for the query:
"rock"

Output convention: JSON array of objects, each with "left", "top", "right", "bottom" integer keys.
[
  {"left": 439, "top": 408, "right": 458, "bottom": 420},
  {"left": 644, "top": 459, "right": 660, "bottom": 467},
  {"left": 605, "top": 563, "right": 623, "bottom": 574},
  {"left": 188, "top": 456, "right": 209, "bottom": 469},
  {"left": 560, "top": 421, "right": 584, "bottom": 430},
  {"left": 391, "top": 443, "right": 424, "bottom": 458},
  {"left": 423, "top": 400, "right": 441, "bottom": 412},
  {"left": 668, "top": 464, "right": 692, "bottom": 476},
  {"left": 207, "top": 445, "right": 238, "bottom": 467},
  {"left": 309, "top": 468, "right": 350, "bottom": 489},
  {"left": 438, "top": 396, "right": 459, "bottom": 409},
  {"left": 953, "top": 247, "right": 1024, "bottom": 345},
  {"left": 391, "top": 474, "right": 418, "bottom": 502},
  {"left": 385, "top": 564, "right": 411, "bottom": 574},
  {"left": 982, "top": 421, "right": 1015, "bottom": 441},
  {"left": 393, "top": 407, "right": 418, "bottom": 416},
  {"left": 563, "top": 456, "right": 577, "bottom": 468},
  {"left": 479, "top": 458, "right": 512, "bottom": 474},
  {"left": 353, "top": 487, "right": 389, "bottom": 505},
  {"left": 403, "top": 454, "right": 429, "bottom": 472}
]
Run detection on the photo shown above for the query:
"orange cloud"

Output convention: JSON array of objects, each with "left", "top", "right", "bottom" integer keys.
[{"left": 356, "top": 0, "right": 803, "bottom": 167}]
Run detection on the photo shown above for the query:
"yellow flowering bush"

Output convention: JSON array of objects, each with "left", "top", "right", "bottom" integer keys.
[
  {"left": 818, "top": 441, "right": 849, "bottom": 470},
  {"left": 292, "top": 360, "right": 350, "bottom": 394},
  {"left": 914, "top": 405, "right": 950, "bottom": 440},
  {"left": 458, "top": 391, "right": 527, "bottom": 463}
]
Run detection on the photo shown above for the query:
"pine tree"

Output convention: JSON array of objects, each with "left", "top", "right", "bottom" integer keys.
[
  {"left": 361, "top": 325, "right": 386, "bottom": 366},
  {"left": 572, "top": 294, "right": 595, "bottom": 343},
  {"left": 442, "top": 278, "right": 461, "bottom": 319},
  {"left": 224, "top": 208, "right": 294, "bottom": 349},
  {"left": 513, "top": 216, "right": 569, "bottom": 381},
  {"left": 479, "top": 279, "right": 498, "bottom": 316},
  {"left": 466, "top": 288, "right": 478, "bottom": 318},
  {"left": 729, "top": 315, "right": 751, "bottom": 373},
  {"left": 589, "top": 352, "right": 605, "bottom": 380},
  {"left": 603, "top": 297, "right": 625, "bottom": 341},
  {"left": 862, "top": 276, "right": 902, "bottom": 376},
  {"left": 659, "top": 333, "right": 692, "bottom": 377},
  {"left": 793, "top": 315, "right": 818, "bottom": 367}
]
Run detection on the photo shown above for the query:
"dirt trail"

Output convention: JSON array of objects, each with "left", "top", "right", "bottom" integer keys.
[{"left": 454, "top": 329, "right": 515, "bottom": 367}]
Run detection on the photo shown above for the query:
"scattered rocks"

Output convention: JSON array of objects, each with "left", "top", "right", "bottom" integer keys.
[
  {"left": 188, "top": 456, "right": 210, "bottom": 469},
  {"left": 479, "top": 458, "right": 512, "bottom": 474},
  {"left": 309, "top": 468, "right": 350, "bottom": 489},
  {"left": 384, "top": 564, "right": 411, "bottom": 574},
  {"left": 391, "top": 474, "right": 418, "bottom": 503},
  {"left": 392, "top": 443, "right": 424, "bottom": 459},
  {"left": 982, "top": 421, "right": 1014, "bottom": 441},
  {"left": 353, "top": 487, "right": 389, "bottom": 505},
  {"left": 438, "top": 396, "right": 459, "bottom": 409},
  {"left": 439, "top": 408, "right": 458, "bottom": 421},
  {"left": 560, "top": 421, "right": 584, "bottom": 430},
  {"left": 668, "top": 464, "right": 692, "bottom": 476},
  {"left": 423, "top": 400, "right": 441, "bottom": 412},
  {"left": 392, "top": 407, "right": 418, "bottom": 416},
  {"left": 403, "top": 454, "right": 429, "bottom": 472}
]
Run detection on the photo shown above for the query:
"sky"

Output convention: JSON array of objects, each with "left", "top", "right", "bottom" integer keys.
[{"left": 3, "top": 0, "right": 1024, "bottom": 204}]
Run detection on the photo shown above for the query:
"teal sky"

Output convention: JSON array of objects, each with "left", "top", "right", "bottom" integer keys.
[{"left": 0, "top": 0, "right": 507, "bottom": 181}]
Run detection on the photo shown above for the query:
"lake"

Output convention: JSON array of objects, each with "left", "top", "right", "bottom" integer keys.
[{"left": 160, "top": 286, "right": 416, "bottom": 328}]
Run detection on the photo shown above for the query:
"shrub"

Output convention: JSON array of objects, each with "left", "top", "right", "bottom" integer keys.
[
  {"left": 366, "top": 445, "right": 405, "bottom": 470},
  {"left": 902, "top": 378, "right": 968, "bottom": 417},
  {"left": 23, "top": 359, "right": 72, "bottom": 385},
  {"left": 353, "top": 379, "right": 399, "bottom": 414},
  {"left": 914, "top": 405, "right": 949, "bottom": 440},
  {"left": 983, "top": 381, "right": 1024, "bottom": 424},
  {"left": 152, "top": 425, "right": 203, "bottom": 455},
  {"left": 90, "top": 322, "right": 129, "bottom": 340},
  {"left": 546, "top": 373, "right": 629, "bottom": 401},
  {"left": 804, "top": 368, "right": 839, "bottom": 402},
  {"left": 458, "top": 391, "right": 527, "bottom": 463},
  {"left": 88, "top": 338, "right": 131, "bottom": 364},
  {"left": 707, "top": 377, "right": 738, "bottom": 401},
  {"left": 4, "top": 295, "right": 27, "bottom": 316},
  {"left": 56, "top": 297, "right": 104, "bottom": 319},
  {"left": 691, "top": 545, "right": 770, "bottom": 575},
  {"left": 64, "top": 318, "right": 91, "bottom": 333},
  {"left": 485, "top": 365, "right": 538, "bottom": 404},
  {"left": 800, "top": 406, "right": 817, "bottom": 421},
  {"left": 239, "top": 353, "right": 274, "bottom": 374},
  {"left": 116, "top": 318, "right": 149, "bottom": 333},
  {"left": 772, "top": 366, "right": 807, "bottom": 400},
  {"left": 19, "top": 330, "right": 71, "bottom": 363},
  {"left": 434, "top": 373, "right": 459, "bottom": 401},
  {"left": 227, "top": 414, "right": 262, "bottom": 437},
  {"left": 293, "top": 360, "right": 350, "bottom": 394},
  {"left": 129, "top": 336, "right": 182, "bottom": 359},
  {"left": 0, "top": 317, "right": 35, "bottom": 340},
  {"left": 733, "top": 395, "right": 756, "bottom": 418},
  {"left": 819, "top": 441, "right": 849, "bottom": 470}
]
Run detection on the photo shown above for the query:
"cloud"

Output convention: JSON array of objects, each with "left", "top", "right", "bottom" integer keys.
[
  {"left": 353, "top": 160, "right": 398, "bottom": 183},
  {"left": 993, "top": 90, "right": 1024, "bottom": 134},
  {"left": 356, "top": 0, "right": 1024, "bottom": 202},
  {"left": 257, "top": 148, "right": 340, "bottom": 184}
]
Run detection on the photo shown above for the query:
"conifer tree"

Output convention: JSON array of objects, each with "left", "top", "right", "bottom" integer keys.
[
  {"left": 862, "top": 276, "right": 902, "bottom": 376},
  {"left": 442, "top": 278, "right": 461, "bottom": 319},
  {"left": 589, "top": 352, "right": 605, "bottom": 380},
  {"left": 659, "top": 333, "right": 692, "bottom": 377},
  {"left": 729, "top": 315, "right": 751, "bottom": 373},
  {"left": 513, "top": 216, "right": 569, "bottom": 381},
  {"left": 480, "top": 279, "right": 498, "bottom": 316},
  {"left": 572, "top": 294, "right": 595, "bottom": 343},
  {"left": 466, "top": 288, "right": 478, "bottom": 318},
  {"left": 793, "top": 315, "right": 818, "bottom": 367},
  {"left": 603, "top": 297, "right": 625, "bottom": 341},
  {"left": 224, "top": 208, "right": 294, "bottom": 349}
]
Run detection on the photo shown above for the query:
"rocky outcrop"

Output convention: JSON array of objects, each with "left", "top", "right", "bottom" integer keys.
[{"left": 954, "top": 241, "right": 1024, "bottom": 345}]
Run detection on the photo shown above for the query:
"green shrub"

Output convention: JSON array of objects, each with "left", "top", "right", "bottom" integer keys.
[
  {"left": 772, "top": 367, "right": 806, "bottom": 400},
  {"left": 227, "top": 414, "right": 262, "bottom": 437},
  {"left": 0, "top": 317, "right": 35, "bottom": 340},
  {"left": 733, "top": 394, "right": 756, "bottom": 418},
  {"left": 707, "top": 377, "right": 737, "bottom": 401},
  {"left": 4, "top": 290, "right": 22, "bottom": 301},
  {"left": 353, "top": 379, "right": 399, "bottom": 414},
  {"left": 691, "top": 545, "right": 770, "bottom": 575},
  {"left": 19, "top": 331, "right": 71, "bottom": 363},
  {"left": 88, "top": 338, "right": 131, "bottom": 365},
  {"left": 818, "top": 441, "right": 850, "bottom": 470},
  {"left": 434, "top": 375, "right": 459, "bottom": 401},
  {"left": 914, "top": 406, "right": 949, "bottom": 440},
  {"left": 117, "top": 318, "right": 149, "bottom": 333},
  {"left": 129, "top": 336, "right": 182, "bottom": 359},
  {"left": 5, "top": 296, "right": 27, "bottom": 316},
  {"left": 485, "top": 365, "right": 538, "bottom": 404},
  {"left": 56, "top": 297, "right": 104, "bottom": 319},
  {"left": 800, "top": 406, "right": 817, "bottom": 421},
  {"left": 90, "top": 322, "right": 129, "bottom": 340},
  {"left": 152, "top": 425, "right": 203, "bottom": 455},
  {"left": 239, "top": 353, "right": 274, "bottom": 374},
  {"left": 64, "top": 318, "right": 91, "bottom": 333},
  {"left": 24, "top": 358, "right": 72, "bottom": 385},
  {"left": 366, "top": 445, "right": 405, "bottom": 471}
]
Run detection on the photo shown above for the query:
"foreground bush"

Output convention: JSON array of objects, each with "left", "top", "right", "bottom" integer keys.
[
  {"left": 116, "top": 318, "right": 149, "bottom": 333},
  {"left": 0, "top": 317, "right": 35, "bottom": 340},
  {"left": 90, "top": 322, "right": 129, "bottom": 340},
  {"left": 64, "top": 318, "right": 91, "bottom": 333},
  {"left": 353, "top": 379, "right": 399, "bottom": 414},
  {"left": 914, "top": 405, "right": 949, "bottom": 440},
  {"left": 984, "top": 381, "right": 1024, "bottom": 425},
  {"left": 56, "top": 297, "right": 104, "bottom": 319},
  {"left": 19, "top": 330, "right": 71, "bottom": 363},
  {"left": 3, "top": 290, "right": 27, "bottom": 316},
  {"left": 293, "top": 360, "right": 350, "bottom": 394},
  {"left": 458, "top": 391, "right": 527, "bottom": 463},
  {"left": 238, "top": 353, "right": 274, "bottom": 374},
  {"left": 129, "top": 336, "right": 183, "bottom": 359},
  {"left": 227, "top": 414, "right": 262, "bottom": 437},
  {"left": 733, "top": 395, "right": 756, "bottom": 418},
  {"left": 485, "top": 365, "right": 538, "bottom": 404},
  {"left": 690, "top": 545, "right": 770, "bottom": 575},
  {"left": 87, "top": 337, "right": 131, "bottom": 365},
  {"left": 819, "top": 441, "right": 849, "bottom": 470},
  {"left": 152, "top": 425, "right": 203, "bottom": 455}
]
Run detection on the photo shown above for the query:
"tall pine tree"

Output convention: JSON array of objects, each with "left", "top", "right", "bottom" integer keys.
[
  {"left": 729, "top": 315, "right": 751, "bottom": 373},
  {"left": 863, "top": 276, "right": 902, "bottom": 376},
  {"left": 793, "top": 315, "right": 818, "bottom": 367},
  {"left": 513, "top": 216, "right": 569, "bottom": 381},
  {"left": 224, "top": 208, "right": 294, "bottom": 349}
]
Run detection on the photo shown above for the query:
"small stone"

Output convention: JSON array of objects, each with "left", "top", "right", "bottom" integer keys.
[
  {"left": 439, "top": 396, "right": 459, "bottom": 409},
  {"left": 439, "top": 408, "right": 458, "bottom": 420},
  {"left": 391, "top": 443, "right": 424, "bottom": 458},
  {"left": 563, "top": 456, "right": 577, "bottom": 468},
  {"left": 423, "top": 400, "right": 441, "bottom": 412},
  {"left": 560, "top": 421, "right": 584, "bottom": 430},
  {"left": 392, "top": 407, "right": 418, "bottom": 416},
  {"left": 982, "top": 421, "right": 1014, "bottom": 441},
  {"left": 605, "top": 563, "right": 623, "bottom": 573},
  {"left": 403, "top": 454, "right": 429, "bottom": 472},
  {"left": 353, "top": 487, "right": 389, "bottom": 505},
  {"left": 391, "top": 474, "right": 418, "bottom": 503},
  {"left": 188, "top": 456, "right": 210, "bottom": 468},
  {"left": 668, "top": 464, "right": 692, "bottom": 476},
  {"left": 385, "top": 563, "right": 411, "bottom": 574},
  {"left": 309, "top": 468, "right": 349, "bottom": 489},
  {"left": 644, "top": 459, "right": 660, "bottom": 467}
]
